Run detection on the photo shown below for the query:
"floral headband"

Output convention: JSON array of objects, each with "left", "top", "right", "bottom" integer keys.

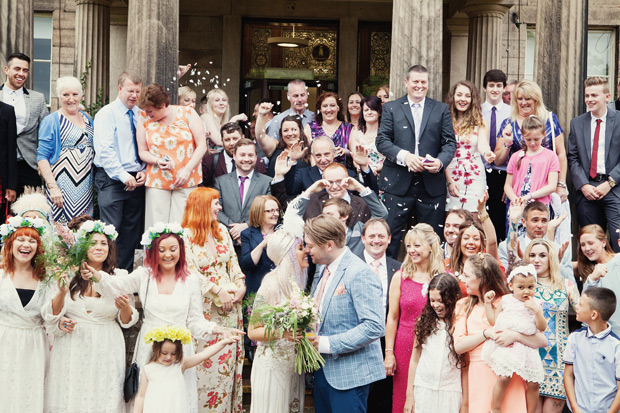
[
  {"left": 0, "top": 216, "right": 47, "bottom": 241},
  {"left": 76, "top": 220, "right": 118, "bottom": 241},
  {"left": 140, "top": 222, "right": 185, "bottom": 249},
  {"left": 144, "top": 325, "right": 191, "bottom": 345},
  {"left": 507, "top": 263, "right": 537, "bottom": 284}
]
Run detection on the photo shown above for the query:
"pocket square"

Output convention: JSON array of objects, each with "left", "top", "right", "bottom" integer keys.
[{"left": 334, "top": 283, "right": 346, "bottom": 296}]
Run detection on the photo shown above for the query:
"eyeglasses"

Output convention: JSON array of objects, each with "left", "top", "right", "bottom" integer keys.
[
  {"left": 264, "top": 208, "right": 280, "bottom": 215},
  {"left": 326, "top": 179, "right": 346, "bottom": 187}
]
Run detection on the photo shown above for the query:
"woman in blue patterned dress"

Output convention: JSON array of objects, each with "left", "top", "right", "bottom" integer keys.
[
  {"left": 37, "top": 76, "right": 94, "bottom": 223},
  {"left": 512, "top": 236, "right": 579, "bottom": 412},
  {"left": 304, "top": 91, "right": 352, "bottom": 164}
]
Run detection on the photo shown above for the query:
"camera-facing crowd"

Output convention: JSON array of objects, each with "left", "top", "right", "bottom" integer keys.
[{"left": 2, "top": 50, "right": 620, "bottom": 413}]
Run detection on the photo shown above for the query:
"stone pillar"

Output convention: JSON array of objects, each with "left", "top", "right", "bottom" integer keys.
[
  {"left": 447, "top": 13, "right": 469, "bottom": 87},
  {"left": 338, "top": 17, "right": 358, "bottom": 97},
  {"left": 221, "top": 15, "right": 242, "bottom": 113},
  {"left": 126, "top": 0, "right": 179, "bottom": 102},
  {"left": 75, "top": 0, "right": 111, "bottom": 108},
  {"left": 0, "top": 0, "right": 33, "bottom": 87},
  {"left": 463, "top": 1, "right": 512, "bottom": 93},
  {"left": 389, "top": 0, "right": 443, "bottom": 100},
  {"left": 534, "top": 0, "right": 587, "bottom": 130}
]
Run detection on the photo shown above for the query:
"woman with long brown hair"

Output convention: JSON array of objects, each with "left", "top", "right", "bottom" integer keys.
[
  {"left": 445, "top": 80, "right": 495, "bottom": 212},
  {"left": 181, "top": 187, "right": 246, "bottom": 412},
  {"left": 305, "top": 91, "right": 353, "bottom": 164}
]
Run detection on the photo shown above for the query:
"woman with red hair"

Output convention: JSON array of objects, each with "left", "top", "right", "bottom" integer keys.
[
  {"left": 305, "top": 91, "right": 352, "bottom": 164},
  {"left": 182, "top": 187, "right": 246, "bottom": 412},
  {"left": 81, "top": 220, "right": 241, "bottom": 412},
  {"left": 0, "top": 217, "right": 67, "bottom": 412}
]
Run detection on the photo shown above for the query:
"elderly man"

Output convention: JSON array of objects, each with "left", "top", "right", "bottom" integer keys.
[{"left": 266, "top": 79, "right": 314, "bottom": 139}]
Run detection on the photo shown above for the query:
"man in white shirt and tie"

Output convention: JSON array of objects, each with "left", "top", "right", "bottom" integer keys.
[
  {"left": 93, "top": 70, "right": 146, "bottom": 270},
  {"left": 481, "top": 69, "right": 511, "bottom": 241}
]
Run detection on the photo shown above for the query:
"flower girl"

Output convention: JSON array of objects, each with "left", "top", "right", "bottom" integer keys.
[{"left": 133, "top": 326, "right": 238, "bottom": 413}]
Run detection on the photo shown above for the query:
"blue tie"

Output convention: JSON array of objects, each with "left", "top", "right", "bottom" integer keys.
[
  {"left": 489, "top": 106, "right": 497, "bottom": 151},
  {"left": 127, "top": 109, "right": 140, "bottom": 162}
]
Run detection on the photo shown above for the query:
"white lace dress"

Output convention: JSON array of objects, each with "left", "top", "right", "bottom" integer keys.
[
  {"left": 481, "top": 294, "right": 545, "bottom": 383},
  {"left": 250, "top": 269, "right": 305, "bottom": 413},
  {"left": 93, "top": 267, "right": 217, "bottom": 413},
  {"left": 413, "top": 321, "right": 462, "bottom": 412},
  {"left": 45, "top": 269, "right": 139, "bottom": 412},
  {"left": 143, "top": 362, "right": 187, "bottom": 413},
  {"left": 0, "top": 270, "right": 62, "bottom": 413}
]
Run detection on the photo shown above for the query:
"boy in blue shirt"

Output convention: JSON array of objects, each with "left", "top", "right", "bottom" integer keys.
[{"left": 564, "top": 287, "right": 620, "bottom": 412}]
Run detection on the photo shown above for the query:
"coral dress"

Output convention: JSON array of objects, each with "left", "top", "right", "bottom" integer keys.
[
  {"left": 454, "top": 298, "right": 527, "bottom": 412},
  {"left": 482, "top": 294, "right": 545, "bottom": 383},
  {"left": 392, "top": 272, "right": 427, "bottom": 413}
]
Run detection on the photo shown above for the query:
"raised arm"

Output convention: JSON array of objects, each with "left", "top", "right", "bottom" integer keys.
[
  {"left": 254, "top": 102, "right": 279, "bottom": 158},
  {"left": 483, "top": 291, "right": 500, "bottom": 326}
]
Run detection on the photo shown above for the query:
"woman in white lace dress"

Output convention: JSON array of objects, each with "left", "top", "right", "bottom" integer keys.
[
  {"left": 445, "top": 80, "right": 495, "bottom": 212},
  {"left": 45, "top": 218, "right": 139, "bottom": 412},
  {"left": 83, "top": 223, "right": 241, "bottom": 413},
  {"left": 0, "top": 217, "right": 65, "bottom": 412},
  {"left": 248, "top": 197, "right": 308, "bottom": 413}
]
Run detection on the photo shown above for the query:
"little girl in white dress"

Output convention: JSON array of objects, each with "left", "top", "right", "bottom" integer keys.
[
  {"left": 482, "top": 263, "right": 546, "bottom": 413},
  {"left": 133, "top": 326, "right": 238, "bottom": 413}
]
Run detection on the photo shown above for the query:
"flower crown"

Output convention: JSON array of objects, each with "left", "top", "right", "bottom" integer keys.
[
  {"left": 507, "top": 263, "right": 537, "bottom": 284},
  {"left": 0, "top": 216, "right": 47, "bottom": 241},
  {"left": 76, "top": 220, "right": 118, "bottom": 241},
  {"left": 144, "top": 325, "right": 192, "bottom": 345},
  {"left": 140, "top": 222, "right": 185, "bottom": 249}
]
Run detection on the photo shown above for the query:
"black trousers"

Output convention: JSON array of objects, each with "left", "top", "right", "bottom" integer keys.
[
  {"left": 574, "top": 184, "right": 620, "bottom": 253},
  {"left": 486, "top": 169, "right": 507, "bottom": 242},
  {"left": 94, "top": 167, "right": 145, "bottom": 270},
  {"left": 17, "top": 160, "right": 42, "bottom": 195}
]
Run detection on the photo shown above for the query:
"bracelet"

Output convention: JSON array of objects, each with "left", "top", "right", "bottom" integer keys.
[
  {"left": 385, "top": 349, "right": 394, "bottom": 353},
  {"left": 557, "top": 181, "right": 567, "bottom": 189},
  {"left": 482, "top": 329, "right": 488, "bottom": 339},
  {"left": 47, "top": 182, "right": 58, "bottom": 189},
  {"left": 529, "top": 193, "right": 534, "bottom": 200},
  {"left": 479, "top": 213, "right": 490, "bottom": 223}
]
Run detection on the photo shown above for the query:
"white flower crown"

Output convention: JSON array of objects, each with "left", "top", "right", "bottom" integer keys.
[
  {"left": 76, "top": 220, "right": 118, "bottom": 241},
  {"left": 0, "top": 216, "right": 47, "bottom": 241},
  {"left": 140, "top": 222, "right": 185, "bottom": 249}
]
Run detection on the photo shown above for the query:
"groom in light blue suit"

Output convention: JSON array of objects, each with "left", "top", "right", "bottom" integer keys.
[{"left": 305, "top": 215, "right": 385, "bottom": 412}]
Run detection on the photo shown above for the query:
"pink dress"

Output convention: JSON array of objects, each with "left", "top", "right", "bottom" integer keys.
[{"left": 392, "top": 272, "right": 427, "bottom": 413}]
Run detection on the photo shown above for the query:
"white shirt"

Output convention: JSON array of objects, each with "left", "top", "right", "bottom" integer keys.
[
  {"left": 317, "top": 248, "right": 348, "bottom": 354},
  {"left": 224, "top": 152, "right": 235, "bottom": 174},
  {"left": 237, "top": 170, "right": 254, "bottom": 206},
  {"left": 481, "top": 100, "right": 511, "bottom": 170},
  {"left": 591, "top": 110, "right": 607, "bottom": 175},
  {"left": 2, "top": 86, "right": 27, "bottom": 135},
  {"left": 396, "top": 97, "right": 427, "bottom": 165},
  {"left": 364, "top": 250, "right": 388, "bottom": 318}
]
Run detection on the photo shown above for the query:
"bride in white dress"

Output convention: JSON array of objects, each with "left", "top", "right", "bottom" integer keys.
[{"left": 248, "top": 198, "right": 308, "bottom": 413}]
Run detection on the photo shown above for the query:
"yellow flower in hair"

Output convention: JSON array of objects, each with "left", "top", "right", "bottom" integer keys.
[{"left": 144, "top": 325, "right": 192, "bottom": 345}]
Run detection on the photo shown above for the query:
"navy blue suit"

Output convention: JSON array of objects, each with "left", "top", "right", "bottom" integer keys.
[
  {"left": 284, "top": 164, "right": 378, "bottom": 196},
  {"left": 239, "top": 226, "right": 275, "bottom": 295}
]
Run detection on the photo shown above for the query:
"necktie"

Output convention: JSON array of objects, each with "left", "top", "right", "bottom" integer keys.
[
  {"left": 127, "top": 110, "right": 140, "bottom": 162},
  {"left": 314, "top": 267, "right": 331, "bottom": 311},
  {"left": 231, "top": 161, "right": 236, "bottom": 172},
  {"left": 239, "top": 176, "right": 248, "bottom": 207},
  {"left": 412, "top": 103, "right": 422, "bottom": 155},
  {"left": 590, "top": 119, "right": 602, "bottom": 179},
  {"left": 370, "top": 260, "right": 382, "bottom": 277},
  {"left": 489, "top": 106, "right": 497, "bottom": 151}
]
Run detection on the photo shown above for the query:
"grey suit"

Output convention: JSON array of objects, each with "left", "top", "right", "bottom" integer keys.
[
  {"left": 0, "top": 85, "right": 48, "bottom": 192},
  {"left": 214, "top": 170, "right": 272, "bottom": 226},
  {"left": 568, "top": 108, "right": 620, "bottom": 251}
]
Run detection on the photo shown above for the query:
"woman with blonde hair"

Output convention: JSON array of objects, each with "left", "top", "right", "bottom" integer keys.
[
  {"left": 493, "top": 79, "right": 568, "bottom": 202},
  {"left": 181, "top": 187, "right": 246, "bottom": 412},
  {"left": 178, "top": 86, "right": 197, "bottom": 108},
  {"left": 200, "top": 89, "right": 248, "bottom": 148},
  {"left": 385, "top": 223, "right": 443, "bottom": 412},
  {"left": 376, "top": 84, "right": 390, "bottom": 104}
]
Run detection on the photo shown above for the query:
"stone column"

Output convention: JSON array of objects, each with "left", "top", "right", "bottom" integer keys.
[
  {"left": 463, "top": 1, "right": 512, "bottom": 93},
  {"left": 389, "top": 0, "right": 443, "bottom": 100},
  {"left": 534, "top": 0, "right": 587, "bottom": 130},
  {"left": 447, "top": 13, "right": 469, "bottom": 87},
  {"left": 221, "top": 15, "right": 242, "bottom": 113},
  {"left": 74, "top": 0, "right": 112, "bottom": 108},
  {"left": 126, "top": 0, "right": 179, "bottom": 102},
  {"left": 338, "top": 17, "right": 358, "bottom": 97},
  {"left": 0, "top": 0, "right": 33, "bottom": 87}
]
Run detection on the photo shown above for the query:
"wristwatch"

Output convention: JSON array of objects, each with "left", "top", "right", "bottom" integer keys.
[{"left": 609, "top": 177, "right": 616, "bottom": 188}]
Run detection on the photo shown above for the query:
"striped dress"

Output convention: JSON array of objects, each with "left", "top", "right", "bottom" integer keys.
[{"left": 48, "top": 112, "right": 94, "bottom": 223}]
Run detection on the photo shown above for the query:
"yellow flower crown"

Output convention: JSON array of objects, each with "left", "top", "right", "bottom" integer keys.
[{"left": 144, "top": 325, "right": 192, "bottom": 345}]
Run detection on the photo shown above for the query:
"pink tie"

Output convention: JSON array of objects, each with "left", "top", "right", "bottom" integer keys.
[
  {"left": 314, "top": 267, "right": 331, "bottom": 310},
  {"left": 371, "top": 260, "right": 382, "bottom": 277}
]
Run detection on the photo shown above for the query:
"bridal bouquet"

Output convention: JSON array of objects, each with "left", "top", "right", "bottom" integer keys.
[
  {"left": 250, "top": 290, "right": 325, "bottom": 374},
  {"left": 37, "top": 222, "right": 93, "bottom": 287}
]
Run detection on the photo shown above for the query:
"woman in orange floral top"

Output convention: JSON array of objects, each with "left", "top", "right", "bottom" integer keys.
[
  {"left": 182, "top": 187, "right": 246, "bottom": 413},
  {"left": 137, "top": 84, "right": 207, "bottom": 228}
]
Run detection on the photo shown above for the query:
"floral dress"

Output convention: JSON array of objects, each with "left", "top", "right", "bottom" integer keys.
[
  {"left": 186, "top": 223, "right": 245, "bottom": 413},
  {"left": 536, "top": 279, "right": 579, "bottom": 399},
  {"left": 445, "top": 126, "right": 486, "bottom": 212}
]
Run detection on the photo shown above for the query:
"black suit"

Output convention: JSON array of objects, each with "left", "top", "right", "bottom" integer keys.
[
  {"left": 0, "top": 102, "right": 17, "bottom": 223},
  {"left": 568, "top": 109, "right": 620, "bottom": 251},
  {"left": 358, "top": 252, "right": 401, "bottom": 413},
  {"left": 376, "top": 95, "right": 456, "bottom": 257},
  {"left": 284, "top": 163, "right": 378, "bottom": 196},
  {"left": 302, "top": 191, "right": 372, "bottom": 228}
]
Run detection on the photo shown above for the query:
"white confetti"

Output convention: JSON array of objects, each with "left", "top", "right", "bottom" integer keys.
[
  {"left": 209, "top": 61, "right": 213, "bottom": 65},
  {"left": 277, "top": 101, "right": 281, "bottom": 105}
]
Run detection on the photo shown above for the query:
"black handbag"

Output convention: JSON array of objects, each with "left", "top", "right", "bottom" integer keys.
[{"left": 123, "top": 275, "right": 150, "bottom": 402}]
